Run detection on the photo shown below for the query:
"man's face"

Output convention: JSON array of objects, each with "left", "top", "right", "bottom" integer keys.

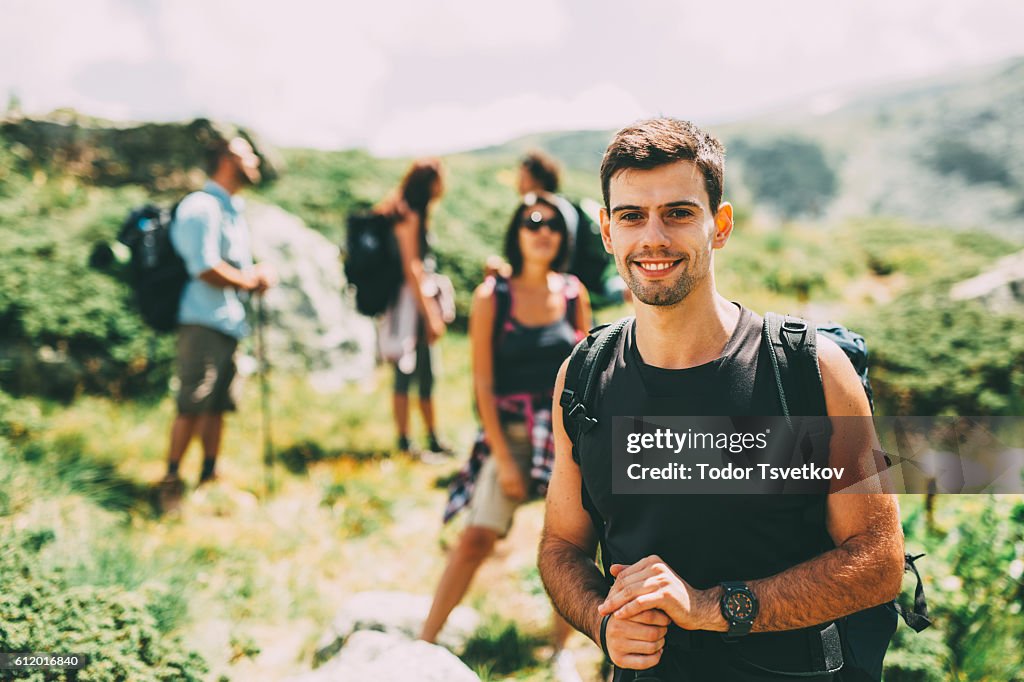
[
  {"left": 600, "top": 160, "right": 732, "bottom": 307},
  {"left": 228, "top": 137, "right": 261, "bottom": 186}
]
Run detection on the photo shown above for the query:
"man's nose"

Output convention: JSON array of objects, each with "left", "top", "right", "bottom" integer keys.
[{"left": 639, "top": 214, "right": 671, "bottom": 250}]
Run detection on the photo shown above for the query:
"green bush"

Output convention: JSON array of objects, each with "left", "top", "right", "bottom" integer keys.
[
  {"left": 0, "top": 531, "right": 208, "bottom": 682},
  {"left": 857, "top": 294, "right": 1024, "bottom": 416},
  {"left": 0, "top": 187, "right": 175, "bottom": 401}
]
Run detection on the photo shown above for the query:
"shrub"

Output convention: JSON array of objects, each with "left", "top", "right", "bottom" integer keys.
[{"left": 0, "top": 531, "right": 208, "bottom": 682}]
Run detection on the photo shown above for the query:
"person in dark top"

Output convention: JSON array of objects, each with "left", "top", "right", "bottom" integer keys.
[
  {"left": 513, "top": 150, "right": 626, "bottom": 305},
  {"left": 377, "top": 159, "right": 450, "bottom": 455},
  {"left": 421, "top": 194, "right": 592, "bottom": 676},
  {"left": 537, "top": 119, "right": 905, "bottom": 680}
]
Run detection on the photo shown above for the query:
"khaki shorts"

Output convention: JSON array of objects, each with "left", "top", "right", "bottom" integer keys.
[
  {"left": 465, "top": 420, "right": 533, "bottom": 537},
  {"left": 176, "top": 324, "right": 240, "bottom": 414}
]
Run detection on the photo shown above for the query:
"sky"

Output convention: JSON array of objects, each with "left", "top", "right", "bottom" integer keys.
[{"left": 2, "top": 0, "right": 1023, "bottom": 156}]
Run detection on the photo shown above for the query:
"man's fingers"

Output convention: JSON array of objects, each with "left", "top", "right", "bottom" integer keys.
[
  {"left": 608, "top": 617, "right": 667, "bottom": 643},
  {"left": 600, "top": 573, "right": 660, "bottom": 614},
  {"left": 608, "top": 555, "right": 660, "bottom": 582},
  {"left": 614, "top": 592, "right": 664, "bottom": 621},
  {"left": 617, "top": 637, "right": 663, "bottom": 656},
  {"left": 629, "top": 609, "right": 671, "bottom": 626},
  {"left": 613, "top": 650, "right": 664, "bottom": 671}
]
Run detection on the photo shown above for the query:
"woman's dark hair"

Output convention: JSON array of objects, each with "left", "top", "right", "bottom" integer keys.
[
  {"left": 503, "top": 194, "right": 570, "bottom": 275},
  {"left": 401, "top": 158, "right": 443, "bottom": 217},
  {"left": 398, "top": 158, "right": 443, "bottom": 257}
]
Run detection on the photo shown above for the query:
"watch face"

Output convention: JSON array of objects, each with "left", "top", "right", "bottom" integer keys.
[{"left": 725, "top": 591, "right": 756, "bottom": 622}]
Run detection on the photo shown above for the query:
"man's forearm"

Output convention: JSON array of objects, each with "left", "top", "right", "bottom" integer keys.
[
  {"left": 674, "top": 532, "right": 904, "bottom": 633},
  {"left": 744, "top": 533, "right": 903, "bottom": 632},
  {"left": 199, "top": 261, "right": 256, "bottom": 291},
  {"left": 538, "top": 531, "right": 608, "bottom": 642}
]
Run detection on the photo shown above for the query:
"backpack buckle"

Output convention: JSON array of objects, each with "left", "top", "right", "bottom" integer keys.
[
  {"left": 567, "top": 402, "right": 598, "bottom": 433},
  {"left": 559, "top": 389, "right": 576, "bottom": 409},
  {"left": 780, "top": 317, "right": 808, "bottom": 350}
]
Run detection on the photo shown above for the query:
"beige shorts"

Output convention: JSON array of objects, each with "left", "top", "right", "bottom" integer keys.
[
  {"left": 176, "top": 324, "right": 240, "bottom": 414},
  {"left": 465, "top": 420, "right": 533, "bottom": 537}
]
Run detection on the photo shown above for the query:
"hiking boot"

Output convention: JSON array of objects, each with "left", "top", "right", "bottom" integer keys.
[
  {"left": 156, "top": 474, "right": 185, "bottom": 515},
  {"left": 397, "top": 435, "right": 418, "bottom": 456},
  {"left": 425, "top": 435, "right": 454, "bottom": 457}
]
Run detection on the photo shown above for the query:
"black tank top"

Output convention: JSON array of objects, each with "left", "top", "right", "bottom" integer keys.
[
  {"left": 580, "top": 305, "right": 836, "bottom": 679},
  {"left": 493, "top": 276, "right": 580, "bottom": 396}
]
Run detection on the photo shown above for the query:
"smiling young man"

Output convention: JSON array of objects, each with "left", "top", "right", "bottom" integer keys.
[{"left": 537, "top": 119, "right": 905, "bottom": 680}]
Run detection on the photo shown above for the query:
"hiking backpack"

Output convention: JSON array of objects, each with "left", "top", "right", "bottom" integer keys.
[
  {"left": 559, "top": 313, "right": 931, "bottom": 682},
  {"left": 564, "top": 200, "right": 612, "bottom": 300},
  {"left": 343, "top": 211, "right": 405, "bottom": 317},
  {"left": 117, "top": 202, "right": 189, "bottom": 333}
]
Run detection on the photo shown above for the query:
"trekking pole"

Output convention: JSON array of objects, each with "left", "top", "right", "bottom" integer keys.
[{"left": 256, "top": 293, "right": 275, "bottom": 497}]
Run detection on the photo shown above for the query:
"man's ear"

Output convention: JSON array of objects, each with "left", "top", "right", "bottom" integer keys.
[
  {"left": 712, "top": 202, "right": 734, "bottom": 249},
  {"left": 600, "top": 207, "right": 613, "bottom": 254}
]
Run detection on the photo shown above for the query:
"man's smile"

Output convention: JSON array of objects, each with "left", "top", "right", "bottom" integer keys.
[{"left": 632, "top": 258, "right": 685, "bottom": 277}]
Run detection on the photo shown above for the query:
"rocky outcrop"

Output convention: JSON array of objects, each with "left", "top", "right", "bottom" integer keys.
[
  {"left": 288, "top": 591, "right": 483, "bottom": 682},
  {"left": 0, "top": 111, "right": 280, "bottom": 189},
  {"left": 289, "top": 631, "right": 480, "bottom": 682},
  {"left": 247, "top": 202, "right": 376, "bottom": 390},
  {"left": 950, "top": 250, "right": 1024, "bottom": 313},
  {"left": 313, "top": 590, "right": 480, "bottom": 661}
]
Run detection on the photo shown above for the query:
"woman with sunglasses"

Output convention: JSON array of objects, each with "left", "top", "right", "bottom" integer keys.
[{"left": 421, "top": 194, "right": 592, "bottom": 676}]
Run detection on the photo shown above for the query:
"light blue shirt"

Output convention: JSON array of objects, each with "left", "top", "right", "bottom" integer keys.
[{"left": 170, "top": 180, "right": 254, "bottom": 339}]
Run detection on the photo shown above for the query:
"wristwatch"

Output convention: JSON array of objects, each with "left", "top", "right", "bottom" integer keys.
[{"left": 719, "top": 581, "right": 758, "bottom": 638}]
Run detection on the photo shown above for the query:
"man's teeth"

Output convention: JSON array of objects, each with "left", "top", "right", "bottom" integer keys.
[{"left": 640, "top": 261, "right": 675, "bottom": 271}]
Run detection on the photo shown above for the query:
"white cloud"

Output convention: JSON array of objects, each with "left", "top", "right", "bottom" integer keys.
[
  {"left": 368, "top": 82, "right": 647, "bottom": 156},
  {"left": 0, "top": 0, "right": 151, "bottom": 117},
  {"left": 1, "top": 0, "right": 1022, "bottom": 152}
]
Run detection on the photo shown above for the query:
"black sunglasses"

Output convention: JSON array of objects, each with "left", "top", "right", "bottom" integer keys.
[{"left": 520, "top": 210, "right": 558, "bottom": 232}]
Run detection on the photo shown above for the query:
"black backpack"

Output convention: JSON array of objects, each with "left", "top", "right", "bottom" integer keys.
[
  {"left": 559, "top": 313, "right": 931, "bottom": 681},
  {"left": 343, "top": 211, "right": 404, "bottom": 317},
  {"left": 117, "top": 202, "right": 189, "bottom": 333},
  {"left": 565, "top": 201, "right": 611, "bottom": 298}
]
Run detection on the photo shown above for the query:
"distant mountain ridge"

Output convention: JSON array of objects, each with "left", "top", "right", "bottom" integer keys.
[{"left": 469, "top": 57, "right": 1024, "bottom": 232}]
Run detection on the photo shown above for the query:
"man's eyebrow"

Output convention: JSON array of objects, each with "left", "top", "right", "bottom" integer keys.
[
  {"left": 664, "top": 200, "right": 702, "bottom": 210},
  {"left": 611, "top": 199, "right": 703, "bottom": 213},
  {"left": 610, "top": 204, "right": 644, "bottom": 214}
]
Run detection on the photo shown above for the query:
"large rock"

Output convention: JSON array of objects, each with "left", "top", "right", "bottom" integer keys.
[
  {"left": 950, "top": 250, "right": 1024, "bottom": 313},
  {"left": 247, "top": 202, "right": 376, "bottom": 390},
  {"left": 289, "top": 631, "right": 479, "bottom": 682},
  {"left": 315, "top": 591, "right": 481, "bottom": 662},
  {"left": 1, "top": 111, "right": 280, "bottom": 189}
]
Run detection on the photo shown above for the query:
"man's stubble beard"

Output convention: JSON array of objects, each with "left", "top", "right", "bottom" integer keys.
[{"left": 618, "top": 250, "right": 710, "bottom": 307}]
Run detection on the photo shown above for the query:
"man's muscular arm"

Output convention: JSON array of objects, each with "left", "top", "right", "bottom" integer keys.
[
  {"left": 601, "top": 338, "right": 905, "bottom": 632},
  {"left": 538, "top": 360, "right": 608, "bottom": 641},
  {"left": 539, "top": 360, "right": 668, "bottom": 670}
]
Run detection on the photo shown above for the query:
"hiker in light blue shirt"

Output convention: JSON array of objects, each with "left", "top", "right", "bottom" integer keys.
[
  {"left": 172, "top": 179, "right": 254, "bottom": 340},
  {"left": 159, "top": 135, "right": 276, "bottom": 511}
]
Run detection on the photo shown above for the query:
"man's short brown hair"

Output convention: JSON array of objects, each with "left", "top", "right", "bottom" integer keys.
[{"left": 600, "top": 118, "right": 726, "bottom": 212}]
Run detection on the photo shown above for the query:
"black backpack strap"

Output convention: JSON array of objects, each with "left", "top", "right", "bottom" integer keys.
[
  {"left": 558, "top": 317, "right": 631, "bottom": 567},
  {"left": 762, "top": 312, "right": 826, "bottom": 418},
  {"left": 559, "top": 317, "right": 631, "bottom": 453},
  {"left": 562, "top": 274, "right": 580, "bottom": 325},
  {"left": 895, "top": 553, "right": 932, "bottom": 632},
  {"left": 491, "top": 275, "right": 512, "bottom": 347}
]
